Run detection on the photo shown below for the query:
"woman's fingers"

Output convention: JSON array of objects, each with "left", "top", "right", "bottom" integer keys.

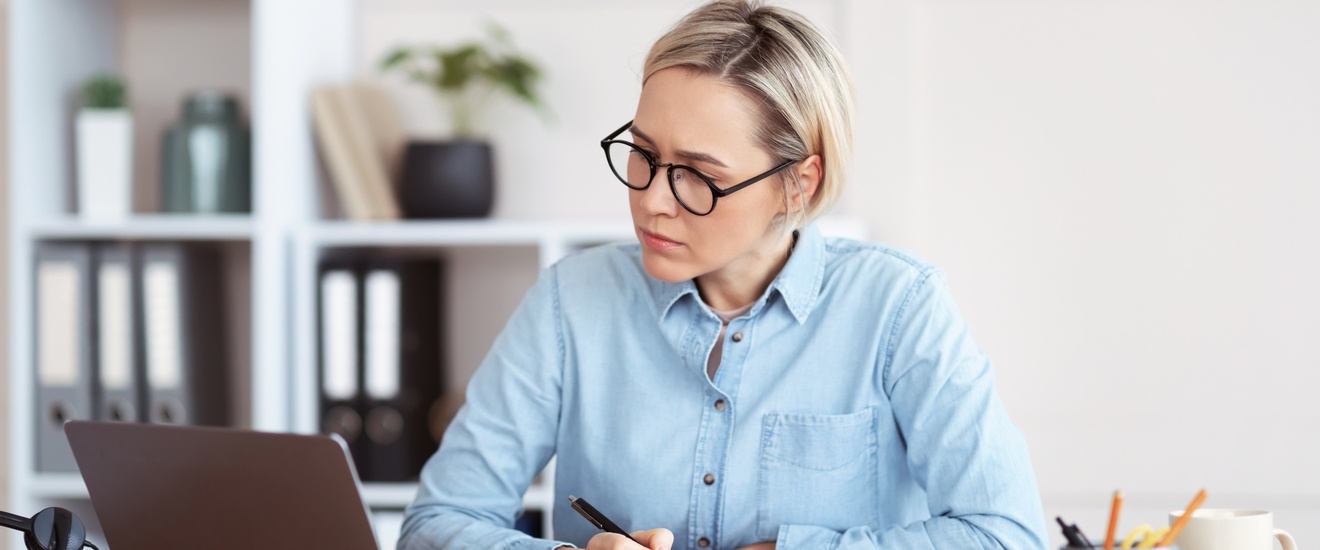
[
  {"left": 584, "top": 528, "right": 674, "bottom": 550},
  {"left": 631, "top": 528, "right": 674, "bottom": 550},
  {"left": 585, "top": 532, "right": 648, "bottom": 550}
]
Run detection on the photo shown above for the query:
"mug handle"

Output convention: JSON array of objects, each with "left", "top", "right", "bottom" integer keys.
[{"left": 1274, "top": 528, "right": 1296, "bottom": 550}]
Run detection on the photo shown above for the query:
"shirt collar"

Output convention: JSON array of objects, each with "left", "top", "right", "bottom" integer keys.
[{"left": 649, "top": 224, "right": 826, "bottom": 325}]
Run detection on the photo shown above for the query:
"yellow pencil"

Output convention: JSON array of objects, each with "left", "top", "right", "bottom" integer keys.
[
  {"left": 1104, "top": 490, "right": 1123, "bottom": 550},
  {"left": 1158, "top": 488, "right": 1207, "bottom": 546}
]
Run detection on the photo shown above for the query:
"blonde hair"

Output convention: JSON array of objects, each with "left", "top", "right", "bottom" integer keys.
[{"left": 643, "top": 0, "right": 855, "bottom": 229}]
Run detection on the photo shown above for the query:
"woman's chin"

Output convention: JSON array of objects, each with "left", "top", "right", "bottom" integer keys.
[{"left": 641, "top": 251, "right": 695, "bottom": 283}]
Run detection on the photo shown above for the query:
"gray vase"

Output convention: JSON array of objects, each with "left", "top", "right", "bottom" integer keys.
[{"left": 161, "top": 91, "right": 251, "bottom": 213}]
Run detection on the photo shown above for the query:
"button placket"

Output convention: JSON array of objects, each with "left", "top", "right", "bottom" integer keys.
[
  {"left": 693, "top": 314, "right": 746, "bottom": 550},
  {"left": 691, "top": 389, "right": 730, "bottom": 550}
]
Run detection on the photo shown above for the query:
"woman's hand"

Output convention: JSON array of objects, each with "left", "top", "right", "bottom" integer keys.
[
  {"left": 736, "top": 544, "right": 776, "bottom": 550},
  {"left": 585, "top": 528, "right": 674, "bottom": 550}
]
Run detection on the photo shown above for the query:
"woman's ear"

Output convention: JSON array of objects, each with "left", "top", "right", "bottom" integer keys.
[{"left": 789, "top": 154, "right": 823, "bottom": 213}]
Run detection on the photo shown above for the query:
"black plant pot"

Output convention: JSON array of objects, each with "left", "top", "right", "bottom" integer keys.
[{"left": 399, "top": 140, "right": 495, "bottom": 218}]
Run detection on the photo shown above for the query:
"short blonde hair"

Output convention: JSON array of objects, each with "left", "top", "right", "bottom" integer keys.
[{"left": 643, "top": 0, "right": 855, "bottom": 229}]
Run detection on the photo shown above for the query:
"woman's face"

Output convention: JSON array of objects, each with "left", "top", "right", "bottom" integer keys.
[{"left": 628, "top": 67, "right": 788, "bottom": 284}]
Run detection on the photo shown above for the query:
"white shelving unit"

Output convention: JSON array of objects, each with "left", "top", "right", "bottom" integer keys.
[
  {"left": 7, "top": 0, "right": 351, "bottom": 546},
  {"left": 3, "top": 0, "right": 634, "bottom": 546}
]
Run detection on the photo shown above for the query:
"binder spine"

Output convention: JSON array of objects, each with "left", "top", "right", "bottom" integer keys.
[
  {"left": 318, "top": 259, "right": 367, "bottom": 477},
  {"left": 94, "top": 243, "right": 140, "bottom": 423},
  {"left": 138, "top": 243, "right": 229, "bottom": 427},
  {"left": 362, "top": 258, "right": 443, "bottom": 482},
  {"left": 34, "top": 242, "right": 96, "bottom": 473}
]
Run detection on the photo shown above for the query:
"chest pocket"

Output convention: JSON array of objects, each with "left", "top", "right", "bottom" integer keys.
[{"left": 756, "top": 408, "right": 879, "bottom": 540}]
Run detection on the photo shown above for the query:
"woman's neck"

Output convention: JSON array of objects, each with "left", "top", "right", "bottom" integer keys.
[{"left": 694, "top": 229, "right": 796, "bottom": 311}]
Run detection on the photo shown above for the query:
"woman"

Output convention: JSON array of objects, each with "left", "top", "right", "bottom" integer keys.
[{"left": 400, "top": 2, "right": 1048, "bottom": 549}]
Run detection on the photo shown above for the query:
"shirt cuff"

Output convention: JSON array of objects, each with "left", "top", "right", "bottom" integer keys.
[{"left": 776, "top": 524, "right": 843, "bottom": 550}]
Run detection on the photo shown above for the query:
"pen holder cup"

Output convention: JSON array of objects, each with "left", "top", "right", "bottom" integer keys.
[{"left": 1061, "top": 546, "right": 1177, "bottom": 550}]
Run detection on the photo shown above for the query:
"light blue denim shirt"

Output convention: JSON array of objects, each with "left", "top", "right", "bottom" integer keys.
[{"left": 400, "top": 224, "right": 1048, "bottom": 550}]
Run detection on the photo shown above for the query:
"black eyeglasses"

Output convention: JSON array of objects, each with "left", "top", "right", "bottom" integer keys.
[{"left": 601, "top": 120, "right": 798, "bottom": 216}]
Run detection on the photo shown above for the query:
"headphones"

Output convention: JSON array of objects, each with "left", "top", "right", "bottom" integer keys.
[{"left": 0, "top": 507, "right": 98, "bottom": 550}]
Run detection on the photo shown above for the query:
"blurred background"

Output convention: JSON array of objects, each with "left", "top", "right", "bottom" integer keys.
[{"left": 3, "top": 0, "right": 1317, "bottom": 548}]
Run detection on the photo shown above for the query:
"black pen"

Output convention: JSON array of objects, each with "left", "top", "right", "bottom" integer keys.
[
  {"left": 1055, "top": 516, "right": 1095, "bottom": 549},
  {"left": 1072, "top": 523, "right": 1097, "bottom": 549},
  {"left": 568, "top": 495, "right": 640, "bottom": 544}
]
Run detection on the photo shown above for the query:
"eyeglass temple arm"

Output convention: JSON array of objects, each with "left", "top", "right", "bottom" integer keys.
[
  {"left": 712, "top": 158, "right": 799, "bottom": 198},
  {"left": 602, "top": 120, "right": 635, "bottom": 145}
]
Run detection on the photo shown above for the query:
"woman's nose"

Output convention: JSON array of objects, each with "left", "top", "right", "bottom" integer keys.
[{"left": 639, "top": 167, "right": 679, "bottom": 216}]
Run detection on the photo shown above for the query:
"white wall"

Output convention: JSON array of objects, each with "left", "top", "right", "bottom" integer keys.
[
  {"left": 873, "top": 1, "right": 1320, "bottom": 545},
  {"left": 361, "top": 0, "right": 1320, "bottom": 546}
]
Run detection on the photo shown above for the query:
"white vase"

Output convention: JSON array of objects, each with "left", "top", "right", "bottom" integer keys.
[{"left": 76, "top": 108, "right": 134, "bottom": 219}]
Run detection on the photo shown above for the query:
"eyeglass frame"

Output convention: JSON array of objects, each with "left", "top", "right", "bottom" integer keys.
[{"left": 601, "top": 120, "right": 800, "bottom": 216}]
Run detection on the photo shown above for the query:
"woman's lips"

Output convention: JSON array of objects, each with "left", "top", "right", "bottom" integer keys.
[{"left": 639, "top": 228, "right": 684, "bottom": 251}]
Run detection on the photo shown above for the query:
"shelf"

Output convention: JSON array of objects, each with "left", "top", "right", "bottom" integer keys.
[
  {"left": 360, "top": 481, "right": 554, "bottom": 511},
  {"left": 302, "top": 216, "right": 868, "bottom": 248},
  {"left": 27, "top": 473, "right": 89, "bottom": 500},
  {"left": 359, "top": 482, "right": 420, "bottom": 509},
  {"left": 25, "top": 215, "right": 256, "bottom": 241},
  {"left": 304, "top": 219, "right": 636, "bottom": 247}
]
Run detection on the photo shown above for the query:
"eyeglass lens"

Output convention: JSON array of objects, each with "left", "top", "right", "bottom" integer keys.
[{"left": 606, "top": 141, "right": 715, "bottom": 215}]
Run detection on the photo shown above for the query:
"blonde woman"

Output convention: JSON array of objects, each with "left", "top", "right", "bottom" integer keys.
[{"left": 401, "top": 1, "right": 1048, "bottom": 549}]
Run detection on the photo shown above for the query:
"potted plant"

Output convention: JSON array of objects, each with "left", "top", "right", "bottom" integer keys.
[
  {"left": 76, "top": 74, "right": 133, "bottom": 219},
  {"left": 379, "top": 24, "right": 545, "bottom": 218}
]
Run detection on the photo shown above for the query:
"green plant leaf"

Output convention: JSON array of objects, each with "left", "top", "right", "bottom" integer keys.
[
  {"left": 82, "top": 73, "right": 127, "bottom": 109},
  {"left": 486, "top": 22, "right": 512, "bottom": 46},
  {"left": 437, "top": 45, "right": 483, "bottom": 91},
  {"left": 487, "top": 57, "right": 541, "bottom": 107},
  {"left": 375, "top": 23, "right": 547, "bottom": 137},
  {"left": 379, "top": 47, "right": 411, "bottom": 70}
]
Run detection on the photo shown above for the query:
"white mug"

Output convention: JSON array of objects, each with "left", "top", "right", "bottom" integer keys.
[{"left": 1169, "top": 509, "right": 1297, "bottom": 550}]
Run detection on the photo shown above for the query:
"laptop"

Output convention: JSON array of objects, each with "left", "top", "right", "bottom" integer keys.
[{"left": 65, "top": 421, "right": 380, "bottom": 549}]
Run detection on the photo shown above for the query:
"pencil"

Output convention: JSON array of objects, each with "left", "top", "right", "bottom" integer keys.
[
  {"left": 1104, "top": 490, "right": 1123, "bottom": 550},
  {"left": 1158, "top": 488, "right": 1207, "bottom": 546}
]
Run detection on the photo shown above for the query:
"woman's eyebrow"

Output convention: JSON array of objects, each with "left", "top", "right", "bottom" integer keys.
[{"left": 629, "top": 124, "right": 730, "bottom": 168}]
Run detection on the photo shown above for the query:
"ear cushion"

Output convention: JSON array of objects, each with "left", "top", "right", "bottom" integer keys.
[{"left": 27, "top": 508, "right": 86, "bottom": 550}]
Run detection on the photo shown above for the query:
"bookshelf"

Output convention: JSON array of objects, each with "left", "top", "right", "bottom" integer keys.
[{"left": 3, "top": 0, "right": 628, "bottom": 545}]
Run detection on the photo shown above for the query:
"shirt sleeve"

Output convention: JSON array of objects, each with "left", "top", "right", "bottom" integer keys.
[
  {"left": 398, "top": 266, "right": 575, "bottom": 550},
  {"left": 776, "top": 268, "right": 1048, "bottom": 550}
]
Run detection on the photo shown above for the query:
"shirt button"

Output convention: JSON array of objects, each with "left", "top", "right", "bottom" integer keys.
[
  {"left": 698, "top": 537, "right": 711, "bottom": 548},
  {"left": 703, "top": 473, "right": 715, "bottom": 485},
  {"left": 714, "top": 399, "right": 726, "bottom": 411},
  {"left": 731, "top": 331, "right": 744, "bottom": 342}
]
